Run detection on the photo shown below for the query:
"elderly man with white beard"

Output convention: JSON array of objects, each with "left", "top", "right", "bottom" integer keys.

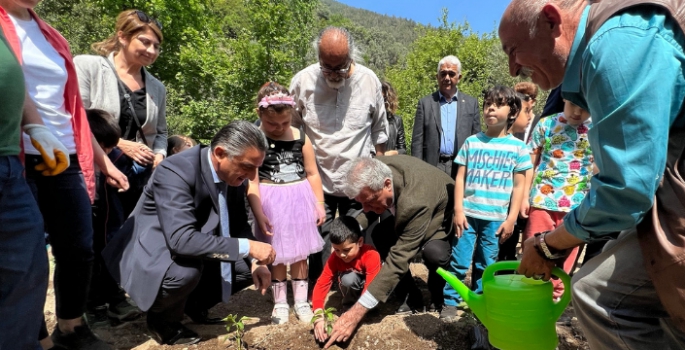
[{"left": 290, "top": 26, "right": 388, "bottom": 282}]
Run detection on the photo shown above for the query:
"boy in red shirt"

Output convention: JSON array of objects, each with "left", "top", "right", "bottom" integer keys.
[{"left": 312, "top": 216, "right": 381, "bottom": 342}]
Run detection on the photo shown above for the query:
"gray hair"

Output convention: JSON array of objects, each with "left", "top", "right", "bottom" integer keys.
[
  {"left": 342, "top": 158, "right": 393, "bottom": 198},
  {"left": 211, "top": 120, "right": 268, "bottom": 158},
  {"left": 313, "top": 26, "right": 363, "bottom": 64},
  {"left": 506, "top": 0, "right": 585, "bottom": 37},
  {"left": 437, "top": 55, "right": 462, "bottom": 75}
]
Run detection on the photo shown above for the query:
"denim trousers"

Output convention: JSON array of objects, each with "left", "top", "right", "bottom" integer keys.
[
  {"left": 0, "top": 156, "right": 48, "bottom": 350},
  {"left": 572, "top": 229, "right": 685, "bottom": 349},
  {"left": 25, "top": 155, "right": 94, "bottom": 326},
  {"left": 443, "top": 216, "right": 502, "bottom": 306}
]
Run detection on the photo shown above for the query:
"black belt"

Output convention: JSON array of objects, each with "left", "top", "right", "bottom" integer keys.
[{"left": 438, "top": 154, "right": 454, "bottom": 162}]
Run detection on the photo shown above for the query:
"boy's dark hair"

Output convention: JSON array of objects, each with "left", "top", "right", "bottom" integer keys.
[
  {"left": 87, "top": 108, "right": 121, "bottom": 149},
  {"left": 482, "top": 85, "right": 521, "bottom": 129},
  {"left": 329, "top": 216, "right": 362, "bottom": 245}
]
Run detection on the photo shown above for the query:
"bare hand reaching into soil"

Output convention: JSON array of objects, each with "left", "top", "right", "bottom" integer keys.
[{"left": 324, "top": 303, "right": 366, "bottom": 348}]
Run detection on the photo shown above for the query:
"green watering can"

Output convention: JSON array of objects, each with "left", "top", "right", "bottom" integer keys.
[{"left": 436, "top": 261, "right": 571, "bottom": 350}]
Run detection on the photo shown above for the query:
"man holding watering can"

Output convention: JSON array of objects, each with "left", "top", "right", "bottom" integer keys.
[{"left": 499, "top": 0, "right": 685, "bottom": 348}]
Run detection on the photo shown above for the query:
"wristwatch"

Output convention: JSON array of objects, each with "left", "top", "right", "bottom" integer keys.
[{"left": 533, "top": 231, "right": 567, "bottom": 260}]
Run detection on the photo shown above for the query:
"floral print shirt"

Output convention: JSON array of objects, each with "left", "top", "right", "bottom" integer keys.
[{"left": 529, "top": 113, "right": 593, "bottom": 212}]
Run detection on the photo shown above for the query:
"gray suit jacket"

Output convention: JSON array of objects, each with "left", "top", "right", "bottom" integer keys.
[
  {"left": 102, "top": 146, "right": 253, "bottom": 311},
  {"left": 411, "top": 91, "right": 480, "bottom": 165},
  {"left": 73, "top": 53, "right": 168, "bottom": 155},
  {"left": 358, "top": 155, "right": 455, "bottom": 302}
]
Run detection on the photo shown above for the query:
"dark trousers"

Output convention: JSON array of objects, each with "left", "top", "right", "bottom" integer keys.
[
  {"left": 498, "top": 217, "right": 526, "bottom": 261},
  {"left": 148, "top": 258, "right": 252, "bottom": 322},
  {"left": 436, "top": 155, "right": 457, "bottom": 179},
  {"left": 0, "top": 156, "right": 48, "bottom": 350},
  {"left": 88, "top": 200, "right": 126, "bottom": 309},
  {"left": 365, "top": 211, "right": 452, "bottom": 306},
  {"left": 308, "top": 194, "right": 362, "bottom": 282},
  {"left": 26, "top": 155, "right": 95, "bottom": 339}
]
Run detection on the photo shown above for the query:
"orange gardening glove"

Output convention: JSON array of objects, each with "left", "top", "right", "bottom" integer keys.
[{"left": 23, "top": 124, "right": 70, "bottom": 176}]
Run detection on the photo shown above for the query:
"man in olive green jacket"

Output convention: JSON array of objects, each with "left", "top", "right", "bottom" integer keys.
[{"left": 320, "top": 155, "right": 454, "bottom": 348}]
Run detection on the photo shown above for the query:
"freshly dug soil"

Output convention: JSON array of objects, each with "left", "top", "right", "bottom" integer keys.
[{"left": 44, "top": 261, "right": 589, "bottom": 350}]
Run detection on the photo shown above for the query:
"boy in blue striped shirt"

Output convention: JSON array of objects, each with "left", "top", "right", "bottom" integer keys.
[{"left": 441, "top": 86, "right": 532, "bottom": 319}]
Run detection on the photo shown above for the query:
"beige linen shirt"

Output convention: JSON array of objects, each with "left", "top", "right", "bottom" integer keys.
[{"left": 290, "top": 63, "right": 388, "bottom": 197}]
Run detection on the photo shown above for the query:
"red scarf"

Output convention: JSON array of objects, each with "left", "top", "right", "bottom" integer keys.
[{"left": 0, "top": 7, "right": 95, "bottom": 202}]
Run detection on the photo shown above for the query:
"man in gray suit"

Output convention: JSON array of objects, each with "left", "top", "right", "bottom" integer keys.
[
  {"left": 411, "top": 55, "right": 481, "bottom": 178},
  {"left": 102, "top": 121, "right": 276, "bottom": 345}
]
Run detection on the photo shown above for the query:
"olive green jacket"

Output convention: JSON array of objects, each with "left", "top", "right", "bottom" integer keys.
[{"left": 360, "top": 155, "right": 455, "bottom": 302}]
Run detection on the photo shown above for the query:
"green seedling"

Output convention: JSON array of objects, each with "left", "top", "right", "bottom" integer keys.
[
  {"left": 311, "top": 307, "right": 337, "bottom": 336},
  {"left": 223, "top": 314, "right": 250, "bottom": 349}
]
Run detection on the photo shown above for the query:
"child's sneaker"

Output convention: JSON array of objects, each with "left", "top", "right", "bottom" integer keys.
[
  {"left": 294, "top": 302, "right": 314, "bottom": 323},
  {"left": 271, "top": 303, "right": 290, "bottom": 325}
]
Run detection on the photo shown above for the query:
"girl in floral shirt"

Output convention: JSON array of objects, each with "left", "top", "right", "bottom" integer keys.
[{"left": 521, "top": 100, "right": 593, "bottom": 300}]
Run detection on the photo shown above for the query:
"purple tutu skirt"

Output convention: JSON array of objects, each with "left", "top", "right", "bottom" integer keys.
[{"left": 253, "top": 180, "right": 324, "bottom": 265}]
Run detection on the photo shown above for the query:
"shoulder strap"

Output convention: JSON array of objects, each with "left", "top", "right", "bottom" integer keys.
[
  {"left": 103, "top": 58, "right": 148, "bottom": 146},
  {"left": 298, "top": 126, "right": 306, "bottom": 142},
  {"left": 587, "top": 0, "right": 685, "bottom": 39}
]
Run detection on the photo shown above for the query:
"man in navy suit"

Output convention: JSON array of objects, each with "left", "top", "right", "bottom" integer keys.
[
  {"left": 103, "top": 121, "right": 276, "bottom": 345},
  {"left": 411, "top": 55, "right": 481, "bottom": 178}
]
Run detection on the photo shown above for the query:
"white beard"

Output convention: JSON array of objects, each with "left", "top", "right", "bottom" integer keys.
[{"left": 325, "top": 77, "right": 345, "bottom": 89}]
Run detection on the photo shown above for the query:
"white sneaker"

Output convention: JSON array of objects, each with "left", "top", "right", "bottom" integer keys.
[
  {"left": 294, "top": 302, "right": 314, "bottom": 323},
  {"left": 271, "top": 303, "right": 290, "bottom": 325}
]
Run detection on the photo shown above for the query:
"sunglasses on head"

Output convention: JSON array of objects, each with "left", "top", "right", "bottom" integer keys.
[{"left": 133, "top": 10, "right": 162, "bottom": 30}]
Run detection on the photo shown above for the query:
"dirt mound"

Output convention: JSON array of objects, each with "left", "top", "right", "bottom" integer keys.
[{"left": 44, "top": 262, "right": 589, "bottom": 350}]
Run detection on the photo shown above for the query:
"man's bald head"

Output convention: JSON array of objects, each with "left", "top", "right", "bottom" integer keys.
[
  {"left": 315, "top": 27, "right": 360, "bottom": 87},
  {"left": 317, "top": 27, "right": 352, "bottom": 60},
  {"left": 501, "top": 0, "right": 584, "bottom": 37},
  {"left": 498, "top": 0, "right": 586, "bottom": 89}
]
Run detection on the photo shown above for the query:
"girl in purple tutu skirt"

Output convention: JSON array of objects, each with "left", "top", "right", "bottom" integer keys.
[{"left": 247, "top": 82, "right": 326, "bottom": 325}]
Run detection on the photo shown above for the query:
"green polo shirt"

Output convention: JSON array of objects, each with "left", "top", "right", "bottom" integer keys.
[{"left": 0, "top": 31, "right": 25, "bottom": 157}]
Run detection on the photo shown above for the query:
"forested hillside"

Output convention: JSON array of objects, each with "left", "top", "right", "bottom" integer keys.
[{"left": 34, "top": 0, "right": 540, "bottom": 149}]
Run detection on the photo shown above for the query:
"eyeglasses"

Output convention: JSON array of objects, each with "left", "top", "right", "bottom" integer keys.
[
  {"left": 320, "top": 60, "right": 352, "bottom": 76},
  {"left": 133, "top": 10, "right": 162, "bottom": 30},
  {"left": 439, "top": 70, "right": 458, "bottom": 78}
]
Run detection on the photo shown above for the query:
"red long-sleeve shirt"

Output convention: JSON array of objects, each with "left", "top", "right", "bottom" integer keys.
[{"left": 311, "top": 244, "right": 381, "bottom": 310}]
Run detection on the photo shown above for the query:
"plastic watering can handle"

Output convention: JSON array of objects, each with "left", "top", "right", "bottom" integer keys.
[
  {"left": 551, "top": 266, "right": 572, "bottom": 319},
  {"left": 481, "top": 261, "right": 521, "bottom": 284},
  {"left": 481, "top": 261, "right": 572, "bottom": 318}
]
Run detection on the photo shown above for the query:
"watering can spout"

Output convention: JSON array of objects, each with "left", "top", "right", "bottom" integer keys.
[{"left": 436, "top": 267, "right": 488, "bottom": 325}]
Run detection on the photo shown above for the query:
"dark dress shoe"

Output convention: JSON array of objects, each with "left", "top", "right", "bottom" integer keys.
[
  {"left": 147, "top": 318, "right": 201, "bottom": 345},
  {"left": 395, "top": 292, "right": 425, "bottom": 315},
  {"left": 428, "top": 302, "right": 443, "bottom": 313},
  {"left": 186, "top": 309, "right": 225, "bottom": 324}
]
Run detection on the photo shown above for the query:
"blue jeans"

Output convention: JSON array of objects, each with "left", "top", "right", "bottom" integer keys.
[
  {"left": 0, "top": 156, "right": 48, "bottom": 350},
  {"left": 443, "top": 216, "right": 502, "bottom": 306}
]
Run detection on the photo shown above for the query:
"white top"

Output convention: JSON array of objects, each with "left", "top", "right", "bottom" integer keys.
[
  {"left": 11, "top": 15, "right": 76, "bottom": 155},
  {"left": 290, "top": 63, "right": 388, "bottom": 196}
]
